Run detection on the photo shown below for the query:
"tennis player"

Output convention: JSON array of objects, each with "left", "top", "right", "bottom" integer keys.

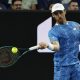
[{"left": 39, "top": 3, "right": 80, "bottom": 80}]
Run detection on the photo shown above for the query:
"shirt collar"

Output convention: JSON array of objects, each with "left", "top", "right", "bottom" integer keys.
[{"left": 55, "top": 21, "right": 69, "bottom": 25}]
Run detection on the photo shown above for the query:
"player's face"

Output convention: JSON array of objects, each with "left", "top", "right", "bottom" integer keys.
[
  {"left": 12, "top": 1, "right": 22, "bottom": 10},
  {"left": 52, "top": 10, "right": 66, "bottom": 24}
]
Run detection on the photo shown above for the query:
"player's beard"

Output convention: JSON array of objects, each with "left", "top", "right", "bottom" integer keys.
[{"left": 58, "top": 17, "right": 64, "bottom": 24}]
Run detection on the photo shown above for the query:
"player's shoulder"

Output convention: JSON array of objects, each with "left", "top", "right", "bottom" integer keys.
[
  {"left": 68, "top": 21, "right": 80, "bottom": 25},
  {"left": 52, "top": 23, "right": 60, "bottom": 29},
  {"left": 50, "top": 24, "right": 59, "bottom": 31},
  {"left": 49, "top": 24, "right": 59, "bottom": 34}
]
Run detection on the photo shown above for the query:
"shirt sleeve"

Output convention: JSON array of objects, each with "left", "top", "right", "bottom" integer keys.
[{"left": 48, "top": 28, "right": 59, "bottom": 43}]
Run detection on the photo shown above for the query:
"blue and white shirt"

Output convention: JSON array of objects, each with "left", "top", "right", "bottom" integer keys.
[{"left": 48, "top": 21, "right": 80, "bottom": 66}]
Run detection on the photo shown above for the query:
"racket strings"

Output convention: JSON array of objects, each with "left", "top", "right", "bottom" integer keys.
[
  {"left": 0, "top": 46, "right": 30, "bottom": 67},
  {"left": 0, "top": 47, "right": 12, "bottom": 64}
]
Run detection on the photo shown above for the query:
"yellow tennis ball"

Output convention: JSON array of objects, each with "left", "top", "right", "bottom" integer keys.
[{"left": 11, "top": 47, "right": 18, "bottom": 54}]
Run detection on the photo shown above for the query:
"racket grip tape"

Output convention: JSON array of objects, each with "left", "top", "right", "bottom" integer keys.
[{"left": 29, "top": 45, "right": 40, "bottom": 51}]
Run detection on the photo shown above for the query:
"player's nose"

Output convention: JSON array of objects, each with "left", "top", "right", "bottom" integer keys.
[{"left": 57, "top": 13, "right": 62, "bottom": 17}]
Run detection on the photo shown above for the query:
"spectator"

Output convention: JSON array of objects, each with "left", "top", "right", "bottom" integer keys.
[
  {"left": 37, "top": 0, "right": 51, "bottom": 10},
  {"left": 22, "top": 0, "right": 37, "bottom": 10},
  {"left": 68, "top": 0, "right": 79, "bottom": 11},
  {"left": 11, "top": 0, "right": 22, "bottom": 10}
]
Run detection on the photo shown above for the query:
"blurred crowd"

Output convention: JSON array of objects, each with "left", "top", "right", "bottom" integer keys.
[{"left": 0, "top": 0, "right": 79, "bottom": 11}]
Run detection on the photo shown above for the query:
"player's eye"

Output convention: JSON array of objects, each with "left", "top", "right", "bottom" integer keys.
[{"left": 53, "top": 11, "right": 63, "bottom": 15}]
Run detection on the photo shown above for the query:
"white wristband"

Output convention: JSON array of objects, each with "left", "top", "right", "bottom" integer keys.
[{"left": 48, "top": 43, "right": 54, "bottom": 50}]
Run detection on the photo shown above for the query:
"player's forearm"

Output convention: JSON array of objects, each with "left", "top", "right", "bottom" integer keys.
[
  {"left": 39, "top": 41, "right": 60, "bottom": 51},
  {"left": 48, "top": 41, "right": 60, "bottom": 51}
]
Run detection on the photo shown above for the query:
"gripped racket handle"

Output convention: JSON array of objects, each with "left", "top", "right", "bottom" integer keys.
[{"left": 29, "top": 45, "right": 40, "bottom": 51}]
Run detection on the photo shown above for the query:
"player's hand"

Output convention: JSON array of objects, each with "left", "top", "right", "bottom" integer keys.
[{"left": 38, "top": 42, "right": 48, "bottom": 49}]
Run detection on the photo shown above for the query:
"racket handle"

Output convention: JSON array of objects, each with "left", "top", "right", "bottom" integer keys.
[{"left": 29, "top": 45, "right": 40, "bottom": 51}]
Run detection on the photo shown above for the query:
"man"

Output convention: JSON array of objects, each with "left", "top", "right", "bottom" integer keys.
[
  {"left": 68, "top": 1, "right": 79, "bottom": 11},
  {"left": 11, "top": 0, "right": 22, "bottom": 10},
  {"left": 37, "top": 0, "right": 50, "bottom": 10},
  {"left": 39, "top": 3, "right": 80, "bottom": 80}
]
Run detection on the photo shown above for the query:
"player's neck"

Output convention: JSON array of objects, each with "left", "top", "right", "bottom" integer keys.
[
  {"left": 57, "top": 19, "right": 67, "bottom": 24},
  {"left": 63, "top": 19, "right": 67, "bottom": 23}
]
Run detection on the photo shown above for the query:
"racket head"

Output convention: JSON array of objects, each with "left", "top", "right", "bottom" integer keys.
[{"left": 0, "top": 46, "right": 28, "bottom": 68}]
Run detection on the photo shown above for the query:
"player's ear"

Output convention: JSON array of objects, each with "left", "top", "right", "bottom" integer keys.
[
  {"left": 52, "top": 13, "right": 54, "bottom": 17},
  {"left": 64, "top": 10, "right": 66, "bottom": 15}
]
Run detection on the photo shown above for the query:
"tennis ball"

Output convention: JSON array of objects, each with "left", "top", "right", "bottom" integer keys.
[{"left": 11, "top": 47, "right": 18, "bottom": 54}]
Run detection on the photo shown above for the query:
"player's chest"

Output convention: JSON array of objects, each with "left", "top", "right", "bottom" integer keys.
[{"left": 59, "top": 26, "right": 79, "bottom": 41}]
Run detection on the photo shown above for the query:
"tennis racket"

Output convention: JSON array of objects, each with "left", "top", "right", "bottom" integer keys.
[{"left": 0, "top": 45, "right": 39, "bottom": 68}]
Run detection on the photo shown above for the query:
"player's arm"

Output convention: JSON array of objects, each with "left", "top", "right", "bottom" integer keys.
[
  {"left": 39, "top": 41, "right": 60, "bottom": 51},
  {"left": 50, "top": 41, "right": 60, "bottom": 51}
]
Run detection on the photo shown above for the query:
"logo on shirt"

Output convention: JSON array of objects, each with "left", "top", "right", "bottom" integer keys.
[{"left": 73, "top": 28, "right": 77, "bottom": 30}]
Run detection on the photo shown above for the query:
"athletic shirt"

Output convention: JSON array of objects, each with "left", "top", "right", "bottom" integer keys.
[{"left": 48, "top": 21, "right": 80, "bottom": 66}]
